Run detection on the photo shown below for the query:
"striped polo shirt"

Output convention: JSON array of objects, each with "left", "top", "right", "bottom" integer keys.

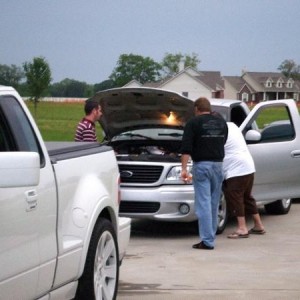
[{"left": 74, "top": 118, "right": 97, "bottom": 142}]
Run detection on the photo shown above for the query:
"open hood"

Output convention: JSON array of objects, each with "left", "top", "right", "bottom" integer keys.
[{"left": 91, "top": 87, "right": 195, "bottom": 140}]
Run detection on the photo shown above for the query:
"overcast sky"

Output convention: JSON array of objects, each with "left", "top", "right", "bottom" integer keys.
[{"left": 2, "top": 0, "right": 300, "bottom": 84}]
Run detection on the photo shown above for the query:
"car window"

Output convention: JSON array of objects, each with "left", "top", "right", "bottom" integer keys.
[
  {"left": 0, "top": 119, "right": 9, "bottom": 151},
  {"left": 245, "top": 104, "right": 295, "bottom": 143},
  {"left": 230, "top": 105, "right": 248, "bottom": 127},
  {"left": 0, "top": 95, "right": 45, "bottom": 165},
  {"left": 211, "top": 106, "right": 229, "bottom": 122}
]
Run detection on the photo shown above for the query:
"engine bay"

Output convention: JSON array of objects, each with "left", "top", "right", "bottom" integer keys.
[{"left": 113, "top": 140, "right": 182, "bottom": 162}]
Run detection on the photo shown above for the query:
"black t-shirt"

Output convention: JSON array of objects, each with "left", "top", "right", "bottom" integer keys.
[{"left": 180, "top": 114, "right": 228, "bottom": 162}]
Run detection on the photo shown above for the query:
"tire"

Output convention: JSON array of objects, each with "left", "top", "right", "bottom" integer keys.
[
  {"left": 216, "top": 193, "right": 228, "bottom": 234},
  {"left": 75, "top": 218, "right": 119, "bottom": 300},
  {"left": 264, "top": 198, "right": 292, "bottom": 215}
]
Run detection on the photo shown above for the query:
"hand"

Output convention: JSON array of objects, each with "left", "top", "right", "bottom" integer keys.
[
  {"left": 181, "top": 170, "right": 189, "bottom": 183},
  {"left": 181, "top": 170, "right": 193, "bottom": 184}
]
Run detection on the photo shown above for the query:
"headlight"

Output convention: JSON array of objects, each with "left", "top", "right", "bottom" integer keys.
[{"left": 166, "top": 165, "right": 193, "bottom": 182}]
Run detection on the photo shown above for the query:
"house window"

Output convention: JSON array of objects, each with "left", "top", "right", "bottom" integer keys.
[
  {"left": 242, "top": 92, "right": 249, "bottom": 102},
  {"left": 276, "top": 80, "right": 283, "bottom": 88},
  {"left": 287, "top": 79, "right": 294, "bottom": 88},
  {"left": 266, "top": 80, "right": 272, "bottom": 88},
  {"left": 182, "top": 92, "right": 188, "bottom": 97},
  {"left": 294, "top": 93, "right": 299, "bottom": 101}
]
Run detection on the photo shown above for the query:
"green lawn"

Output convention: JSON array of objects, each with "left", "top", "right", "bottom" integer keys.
[
  {"left": 26, "top": 101, "right": 104, "bottom": 141},
  {"left": 26, "top": 101, "right": 299, "bottom": 141}
]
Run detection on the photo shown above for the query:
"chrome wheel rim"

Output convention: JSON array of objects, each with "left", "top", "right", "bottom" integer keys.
[
  {"left": 282, "top": 198, "right": 291, "bottom": 209},
  {"left": 94, "top": 230, "right": 118, "bottom": 300}
]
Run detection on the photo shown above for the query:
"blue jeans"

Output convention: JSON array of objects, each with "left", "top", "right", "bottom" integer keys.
[{"left": 193, "top": 161, "right": 223, "bottom": 248}]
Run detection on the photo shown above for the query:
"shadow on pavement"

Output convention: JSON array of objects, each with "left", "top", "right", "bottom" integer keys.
[{"left": 130, "top": 219, "right": 199, "bottom": 238}]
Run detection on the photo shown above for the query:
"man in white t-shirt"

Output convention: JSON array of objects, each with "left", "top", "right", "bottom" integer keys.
[{"left": 223, "top": 122, "right": 266, "bottom": 239}]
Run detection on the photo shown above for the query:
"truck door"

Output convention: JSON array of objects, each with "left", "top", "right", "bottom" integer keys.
[
  {"left": 0, "top": 95, "right": 57, "bottom": 299},
  {"left": 240, "top": 99, "right": 300, "bottom": 202}
]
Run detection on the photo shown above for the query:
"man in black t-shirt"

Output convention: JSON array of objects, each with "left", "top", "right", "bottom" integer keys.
[{"left": 181, "top": 97, "right": 228, "bottom": 250}]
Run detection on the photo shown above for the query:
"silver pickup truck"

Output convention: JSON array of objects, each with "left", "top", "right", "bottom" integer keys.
[
  {"left": 0, "top": 86, "right": 131, "bottom": 300},
  {"left": 92, "top": 87, "right": 300, "bottom": 233}
]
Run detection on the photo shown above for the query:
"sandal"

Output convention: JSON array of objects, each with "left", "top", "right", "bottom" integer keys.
[
  {"left": 227, "top": 232, "right": 249, "bottom": 239},
  {"left": 248, "top": 228, "right": 266, "bottom": 235}
]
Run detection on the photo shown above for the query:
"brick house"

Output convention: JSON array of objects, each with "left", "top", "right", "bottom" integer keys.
[{"left": 224, "top": 71, "right": 300, "bottom": 103}]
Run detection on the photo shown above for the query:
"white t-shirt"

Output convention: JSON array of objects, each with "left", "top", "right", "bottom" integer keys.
[{"left": 223, "top": 122, "right": 255, "bottom": 180}]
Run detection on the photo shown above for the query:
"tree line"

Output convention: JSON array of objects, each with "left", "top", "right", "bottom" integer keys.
[
  {"left": 1, "top": 53, "right": 300, "bottom": 101},
  {"left": 0, "top": 53, "right": 199, "bottom": 98}
]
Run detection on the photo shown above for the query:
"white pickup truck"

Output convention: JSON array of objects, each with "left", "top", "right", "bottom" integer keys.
[
  {"left": 91, "top": 87, "right": 300, "bottom": 233},
  {"left": 0, "top": 86, "right": 131, "bottom": 300}
]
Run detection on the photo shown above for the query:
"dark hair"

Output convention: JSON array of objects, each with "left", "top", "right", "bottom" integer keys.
[
  {"left": 84, "top": 100, "right": 99, "bottom": 115},
  {"left": 194, "top": 97, "right": 211, "bottom": 113}
]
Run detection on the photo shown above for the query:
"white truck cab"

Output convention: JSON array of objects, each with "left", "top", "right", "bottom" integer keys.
[{"left": 0, "top": 86, "right": 131, "bottom": 300}]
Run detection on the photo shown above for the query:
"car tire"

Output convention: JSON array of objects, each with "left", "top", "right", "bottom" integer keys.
[
  {"left": 75, "top": 218, "right": 119, "bottom": 300},
  {"left": 264, "top": 198, "right": 292, "bottom": 215},
  {"left": 216, "top": 193, "right": 228, "bottom": 234}
]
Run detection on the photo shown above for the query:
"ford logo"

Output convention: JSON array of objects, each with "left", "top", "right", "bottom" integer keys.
[{"left": 120, "top": 170, "right": 134, "bottom": 178}]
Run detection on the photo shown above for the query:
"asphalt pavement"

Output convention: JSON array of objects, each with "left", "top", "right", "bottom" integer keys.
[{"left": 117, "top": 200, "right": 300, "bottom": 299}]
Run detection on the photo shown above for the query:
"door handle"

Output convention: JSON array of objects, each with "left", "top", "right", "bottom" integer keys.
[
  {"left": 25, "top": 190, "right": 38, "bottom": 211},
  {"left": 291, "top": 150, "right": 300, "bottom": 158}
]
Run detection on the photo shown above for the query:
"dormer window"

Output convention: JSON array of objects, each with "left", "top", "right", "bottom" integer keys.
[
  {"left": 286, "top": 79, "right": 294, "bottom": 88},
  {"left": 276, "top": 78, "right": 284, "bottom": 88},
  {"left": 266, "top": 79, "right": 272, "bottom": 88}
]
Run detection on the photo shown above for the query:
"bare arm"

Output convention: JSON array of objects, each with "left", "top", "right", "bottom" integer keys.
[{"left": 181, "top": 154, "right": 190, "bottom": 182}]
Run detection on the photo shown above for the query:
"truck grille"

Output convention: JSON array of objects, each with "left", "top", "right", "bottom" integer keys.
[
  {"left": 120, "top": 201, "right": 160, "bottom": 213},
  {"left": 119, "top": 165, "right": 163, "bottom": 183}
]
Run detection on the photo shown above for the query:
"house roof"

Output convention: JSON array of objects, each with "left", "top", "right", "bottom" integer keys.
[
  {"left": 195, "top": 71, "right": 224, "bottom": 90},
  {"left": 123, "top": 80, "right": 142, "bottom": 87},
  {"left": 223, "top": 76, "right": 255, "bottom": 93},
  {"left": 243, "top": 72, "right": 300, "bottom": 92},
  {"left": 143, "top": 68, "right": 224, "bottom": 91}
]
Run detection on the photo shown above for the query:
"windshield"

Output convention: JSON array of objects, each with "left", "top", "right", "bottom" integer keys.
[{"left": 211, "top": 105, "right": 229, "bottom": 121}]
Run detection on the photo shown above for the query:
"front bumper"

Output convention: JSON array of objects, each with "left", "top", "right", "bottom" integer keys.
[
  {"left": 118, "top": 217, "right": 131, "bottom": 261},
  {"left": 119, "top": 184, "right": 197, "bottom": 222}
]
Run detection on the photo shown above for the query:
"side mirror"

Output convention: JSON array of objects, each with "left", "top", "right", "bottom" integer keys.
[
  {"left": 245, "top": 130, "right": 261, "bottom": 142},
  {"left": 0, "top": 152, "right": 40, "bottom": 187}
]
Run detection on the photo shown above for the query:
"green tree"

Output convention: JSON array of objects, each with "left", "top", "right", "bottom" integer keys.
[
  {"left": 0, "top": 64, "right": 24, "bottom": 88},
  {"left": 109, "top": 53, "right": 162, "bottom": 86},
  {"left": 278, "top": 59, "right": 300, "bottom": 80},
  {"left": 161, "top": 52, "right": 201, "bottom": 76},
  {"left": 50, "top": 78, "right": 90, "bottom": 97},
  {"left": 94, "top": 79, "right": 115, "bottom": 92},
  {"left": 23, "top": 57, "right": 52, "bottom": 115}
]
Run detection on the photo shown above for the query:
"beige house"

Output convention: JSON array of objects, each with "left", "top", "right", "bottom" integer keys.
[
  {"left": 224, "top": 72, "right": 300, "bottom": 102},
  {"left": 124, "top": 69, "right": 300, "bottom": 103},
  {"left": 124, "top": 67, "right": 224, "bottom": 100}
]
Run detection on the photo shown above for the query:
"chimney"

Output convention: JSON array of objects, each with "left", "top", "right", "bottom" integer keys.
[{"left": 178, "top": 60, "right": 185, "bottom": 72}]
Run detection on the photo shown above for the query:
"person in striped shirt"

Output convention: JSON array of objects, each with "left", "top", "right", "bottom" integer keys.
[{"left": 75, "top": 100, "right": 102, "bottom": 142}]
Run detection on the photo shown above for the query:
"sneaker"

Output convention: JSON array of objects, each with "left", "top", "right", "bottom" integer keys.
[{"left": 192, "top": 241, "right": 214, "bottom": 250}]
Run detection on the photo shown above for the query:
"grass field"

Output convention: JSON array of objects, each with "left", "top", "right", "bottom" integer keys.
[
  {"left": 26, "top": 100, "right": 299, "bottom": 141},
  {"left": 26, "top": 101, "right": 104, "bottom": 141}
]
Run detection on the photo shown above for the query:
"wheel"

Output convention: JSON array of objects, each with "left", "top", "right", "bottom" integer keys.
[
  {"left": 216, "top": 193, "right": 228, "bottom": 234},
  {"left": 264, "top": 198, "right": 292, "bottom": 215},
  {"left": 75, "top": 218, "right": 119, "bottom": 300}
]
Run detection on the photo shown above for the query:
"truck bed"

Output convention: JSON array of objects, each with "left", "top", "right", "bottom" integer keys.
[{"left": 46, "top": 141, "right": 113, "bottom": 162}]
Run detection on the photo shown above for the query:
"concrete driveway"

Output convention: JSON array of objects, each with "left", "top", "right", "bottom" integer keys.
[{"left": 118, "top": 200, "right": 300, "bottom": 299}]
